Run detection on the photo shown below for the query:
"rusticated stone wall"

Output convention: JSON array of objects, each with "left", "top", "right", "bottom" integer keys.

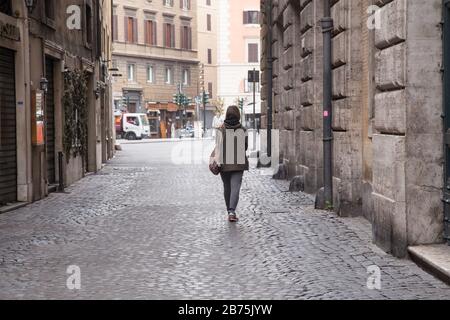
[{"left": 261, "top": 0, "right": 444, "bottom": 257}]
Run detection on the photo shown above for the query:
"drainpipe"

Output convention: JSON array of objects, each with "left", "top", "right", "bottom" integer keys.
[
  {"left": 265, "top": 0, "right": 273, "bottom": 159},
  {"left": 321, "top": 0, "right": 334, "bottom": 208}
]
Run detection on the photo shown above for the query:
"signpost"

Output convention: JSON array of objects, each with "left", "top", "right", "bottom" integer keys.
[
  {"left": 248, "top": 69, "right": 260, "bottom": 152},
  {"left": 202, "top": 90, "right": 209, "bottom": 136}
]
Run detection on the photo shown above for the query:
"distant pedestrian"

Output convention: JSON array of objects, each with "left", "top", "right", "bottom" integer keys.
[{"left": 211, "top": 106, "right": 249, "bottom": 222}]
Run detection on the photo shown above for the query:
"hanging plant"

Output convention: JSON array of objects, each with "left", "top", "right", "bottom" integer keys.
[{"left": 63, "top": 69, "right": 89, "bottom": 162}]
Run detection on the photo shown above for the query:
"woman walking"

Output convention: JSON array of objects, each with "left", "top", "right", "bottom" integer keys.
[{"left": 212, "top": 106, "right": 249, "bottom": 222}]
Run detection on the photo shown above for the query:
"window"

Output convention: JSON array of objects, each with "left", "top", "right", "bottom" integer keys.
[
  {"left": 207, "top": 49, "right": 212, "bottom": 64},
  {"left": 147, "top": 66, "right": 154, "bottom": 83},
  {"left": 206, "top": 14, "right": 211, "bottom": 31},
  {"left": 165, "top": 67, "right": 173, "bottom": 84},
  {"left": 208, "top": 82, "right": 213, "bottom": 99},
  {"left": 248, "top": 43, "right": 259, "bottom": 63},
  {"left": 164, "top": 0, "right": 174, "bottom": 7},
  {"left": 206, "top": 0, "right": 211, "bottom": 5},
  {"left": 127, "top": 64, "right": 136, "bottom": 82},
  {"left": 182, "top": 69, "right": 190, "bottom": 86},
  {"left": 243, "top": 11, "right": 260, "bottom": 24},
  {"left": 181, "top": 0, "right": 191, "bottom": 10},
  {"left": 0, "top": 1, "right": 12, "bottom": 15},
  {"left": 125, "top": 15, "right": 138, "bottom": 43},
  {"left": 113, "top": 8, "right": 118, "bottom": 41},
  {"left": 181, "top": 26, "right": 192, "bottom": 50},
  {"left": 163, "top": 23, "right": 175, "bottom": 48},
  {"left": 85, "top": 3, "right": 93, "bottom": 45},
  {"left": 45, "top": 0, "right": 55, "bottom": 20},
  {"left": 145, "top": 20, "right": 157, "bottom": 45}
]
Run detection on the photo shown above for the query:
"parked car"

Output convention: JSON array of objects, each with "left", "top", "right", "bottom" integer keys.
[{"left": 180, "top": 126, "right": 195, "bottom": 138}]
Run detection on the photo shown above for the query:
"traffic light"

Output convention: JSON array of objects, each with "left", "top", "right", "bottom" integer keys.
[
  {"left": 173, "top": 93, "right": 182, "bottom": 105},
  {"left": 202, "top": 91, "right": 209, "bottom": 105},
  {"left": 238, "top": 98, "right": 244, "bottom": 109}
]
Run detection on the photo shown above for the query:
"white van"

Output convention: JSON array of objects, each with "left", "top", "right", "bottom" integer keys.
[{"left": 117, "top": 113, "right": 151, "bottom": 140}]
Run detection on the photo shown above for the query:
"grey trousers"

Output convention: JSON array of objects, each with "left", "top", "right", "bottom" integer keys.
[{"left": 220, "top": 171, "right": 244, "bottom": 213}]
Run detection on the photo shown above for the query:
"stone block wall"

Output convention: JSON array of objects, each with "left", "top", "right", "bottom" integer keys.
[
  {"left": 261, "top": 0, "right": 445, "bottom": 257},
  {"left": 331, "top": 0, "right": 364, "bottom": 217}
]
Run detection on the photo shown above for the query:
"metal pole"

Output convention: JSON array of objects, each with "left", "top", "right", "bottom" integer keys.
[
  {"left": 253, "top": 68, "right": 257, "bottom": 151},
  {"left": 203, "top": 90, "right": 206, "bottom": 136},
  {"left": 58, "top": 152, "right": 64, "bottom": 192},
  {"left": 321, "top": 0, "right": 333, "bottom": 207},
  {"left": 265, "top": 0, "right": 273, "bottom": 158}
]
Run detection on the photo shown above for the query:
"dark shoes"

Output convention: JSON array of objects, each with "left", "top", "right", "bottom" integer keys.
[{"left": 228, "top": 212, "right": 239, "bottom": 222}]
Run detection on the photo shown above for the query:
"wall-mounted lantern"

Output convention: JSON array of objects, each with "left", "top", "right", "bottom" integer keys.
[
  {"left": 24, "top": 0, "right": 36, "bottom": 13},
  {"left": 40, "top": 77, "right": 49, "bottom": 93}
]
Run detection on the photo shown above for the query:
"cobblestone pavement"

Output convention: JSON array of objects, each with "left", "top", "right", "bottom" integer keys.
[{"left": 0, "top": 140, "right": 449, "bottom": 300}]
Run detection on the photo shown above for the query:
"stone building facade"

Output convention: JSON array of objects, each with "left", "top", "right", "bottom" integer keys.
[
  {"left": 261, "top": 0, "right": 446, "bottom": 257},
  {"left": 0, "top": 0, "right": 114, "bottom": 207},
  {"left": 112, "top": 0, "right": 199, "bottom": 138}
]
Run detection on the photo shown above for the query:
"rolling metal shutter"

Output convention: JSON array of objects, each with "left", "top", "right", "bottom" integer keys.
[
  {"left": 45, "top": 58, "right": 56, "bottom": 184},
  {"left": 0, "top": 47, "right": 17, "bottom": 205}
]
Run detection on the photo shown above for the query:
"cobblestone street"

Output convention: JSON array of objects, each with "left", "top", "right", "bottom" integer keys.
[{"left": 0, "top": 140, "right": 449, "bottom": 300}]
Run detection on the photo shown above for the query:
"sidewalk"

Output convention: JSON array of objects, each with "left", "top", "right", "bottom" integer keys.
[
  {"left": 408, "top": 244, "right": 450, "bottom": 285},
  {"left": 118, "top": 137, "right": 214, "bottom": 144}
]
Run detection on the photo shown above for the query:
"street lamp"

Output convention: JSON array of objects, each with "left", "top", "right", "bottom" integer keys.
[
  {"left": 24, "top": 0, "right": 36, "bottom": 13},
  {"left": 40, "top": 77, "right": 49, "bottom": 93}
]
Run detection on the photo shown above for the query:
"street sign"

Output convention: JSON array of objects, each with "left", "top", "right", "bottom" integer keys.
[{"left": 248, "top": 70, "right": 260, "bottom": 83}]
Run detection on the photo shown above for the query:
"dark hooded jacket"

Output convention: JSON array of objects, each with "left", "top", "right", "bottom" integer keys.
[{"left": 217, "top": 106, "right": 249, "bottom": 172}]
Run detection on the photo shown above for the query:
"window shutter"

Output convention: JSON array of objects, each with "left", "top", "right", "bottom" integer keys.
[
  {"left": 153, "top": 22, "right": 157, "bottom": 45},
  {"left": 124, "top": 17, "right": 128, "bottom": 42},
  {"left": 188, "top": 27, "right": 192, "bottom": 50},
  {"left": 144, "top": 21, "right": 148, "bottom": 44},
  {"left": 163, "top": 23, "right": 167, "bottom": 46},
  {"left": 133, "top": 18, "right": 138, "bottom": 43},
  {"left": 248, "top": 43, "right": 258, "bottom": 63},
  {"left": 180, "top": 26, "right": 184, "bottom": 49},
  {"left": 171, "top": 24, "right": 175, "bottom": 48},
  {"left": 113, "top": 15, "right": 118, "bottom": 41}
]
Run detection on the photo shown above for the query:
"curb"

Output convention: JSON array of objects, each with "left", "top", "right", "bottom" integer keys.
[{"left": 408, "top": 245, "right": 450, "bottom": 286}]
